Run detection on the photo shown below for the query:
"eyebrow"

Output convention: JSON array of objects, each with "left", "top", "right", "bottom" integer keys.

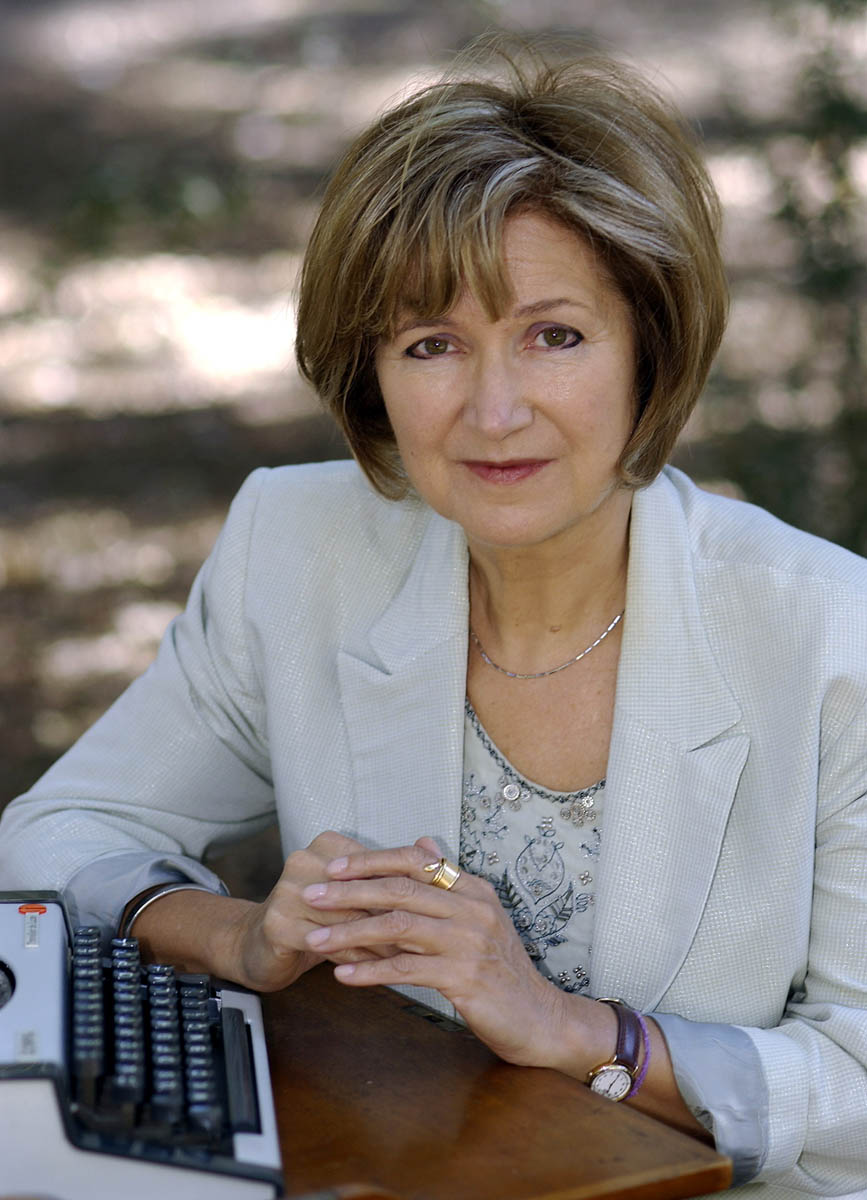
[
  {"left": 514, "top": 297, "right": 593, "bottom": 318},
  {"left": 393, "top": 296, "right": 593, "bottom": 337}
]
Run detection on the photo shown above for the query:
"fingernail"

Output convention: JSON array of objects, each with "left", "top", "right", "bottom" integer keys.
[
  {"left": 327, "top": 857, "right": 349, "bottom": 874},
  {"left": 334, "top": 963, "right": 355, "bottom": 979},
  {"left": 306, "top": 927, "right": 330, "bottom": 947},
  {"left": 303, "top": 883, "right": 328, "bottom": 901}
]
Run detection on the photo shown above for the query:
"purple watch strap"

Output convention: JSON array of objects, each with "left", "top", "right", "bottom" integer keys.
[
  {"left": 598, "top": 997, "right": 641, "bottom": 1074},
  {"left": 628, "top": 1009, "right": 652, "bottom": 1097}
]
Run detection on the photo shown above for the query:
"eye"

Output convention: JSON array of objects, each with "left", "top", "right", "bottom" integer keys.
[
  {"left": 406, "top": 336, "right": 454, "bottom": 359},
  {"left": 533, "top": 325, "right": 582, "bottom": 349}
]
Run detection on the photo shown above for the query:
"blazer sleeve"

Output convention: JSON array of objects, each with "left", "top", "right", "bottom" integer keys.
[
  {"left": 664, "top": 699, "right": 867, "bottom": 1196},
  {"left": 0, "top": 469, "right": 277, "bottom": 933},
  {"left": 737, "top": 698, "right": 867, "bottom": 1192}
]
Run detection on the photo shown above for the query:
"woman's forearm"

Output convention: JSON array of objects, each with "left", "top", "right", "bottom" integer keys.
[
  {"left": 129, "top": 888, "right": 312, "bottom": 989},
  {"left": 550, "top": 993, "right": 711, "bottom": 1140},
  {"left": 130, "top": 888, "right": 255, "bottom": 976}
]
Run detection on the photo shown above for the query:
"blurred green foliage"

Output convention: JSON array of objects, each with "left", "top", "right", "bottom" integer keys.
[
  {"left": 679, "top": 0, "right": 867, "bottom": 552},
  {"left": 0, "top": 0, "right": 865, "bottom": 806}
]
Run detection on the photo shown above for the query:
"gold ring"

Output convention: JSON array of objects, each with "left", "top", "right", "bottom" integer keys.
[{"left": 423, "top": 857, "right": 461, "bottom": 890}]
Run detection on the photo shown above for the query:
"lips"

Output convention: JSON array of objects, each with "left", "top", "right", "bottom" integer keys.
[{"left": 462, "top": 459, "right": 551, "bottom": 484}]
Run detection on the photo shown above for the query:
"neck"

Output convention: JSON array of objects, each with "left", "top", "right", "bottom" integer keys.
[{"left": 467, "top": 492, "right": 631, "bottom": 671}]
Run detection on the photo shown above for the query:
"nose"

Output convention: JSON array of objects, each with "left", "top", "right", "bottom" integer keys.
[{"left": 462, "top": 351, "right": 533, "bottom": 440}]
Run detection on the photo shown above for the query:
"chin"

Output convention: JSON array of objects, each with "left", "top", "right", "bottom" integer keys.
[
  {"left": 460, "top": 516, "right": 571, "bottom": 552},
  {"left": 454, "top": 491, "right": 630, "bottom": 554}
]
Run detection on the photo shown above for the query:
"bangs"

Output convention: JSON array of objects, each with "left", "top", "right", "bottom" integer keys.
[{"left": 371, "top": 162, "right": 554, "bottom": 338}]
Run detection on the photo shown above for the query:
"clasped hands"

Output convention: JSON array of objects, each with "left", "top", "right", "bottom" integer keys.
[{"left": 237, "top": 829, "right": 577, "bottom": 1070}]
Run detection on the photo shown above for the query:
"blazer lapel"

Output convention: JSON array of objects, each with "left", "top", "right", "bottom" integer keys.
[
  {"left": 590, "top": 473, "right": 750, "bottom": 1012},
  {"left": 337, "top": 512, "right": 469, "bottom": 860}
]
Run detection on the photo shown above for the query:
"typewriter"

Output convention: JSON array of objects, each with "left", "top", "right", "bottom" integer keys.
[{"left": 0, "top": 892, "right": 283, "bottom": 1199}]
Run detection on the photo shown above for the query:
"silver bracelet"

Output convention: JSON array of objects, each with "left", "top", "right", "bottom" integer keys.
[{"left": 119, "top": 883, "right": 216, "bottom": 939}]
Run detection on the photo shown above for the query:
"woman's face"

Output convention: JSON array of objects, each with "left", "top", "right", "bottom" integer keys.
[{"left": 374, "top": 210, "right": 637, "bottom": 557}]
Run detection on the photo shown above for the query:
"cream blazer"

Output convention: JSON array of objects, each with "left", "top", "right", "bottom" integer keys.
[{"left": 3, "top": 461, "right": 867, "bottom": 1198}]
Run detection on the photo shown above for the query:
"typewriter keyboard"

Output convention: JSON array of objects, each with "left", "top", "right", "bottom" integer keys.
[{"left": 70, "top": 928, "right": 258, "bottom": 1152}]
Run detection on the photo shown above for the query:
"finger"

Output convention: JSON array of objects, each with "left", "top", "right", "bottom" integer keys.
[
  {"left": 268, "top": 873, "right": 371, "bottom": 931},
  {"left": 274, "top": 834, "right": 378, "bottom": 930},
  {"left": 326, "top": 946, "right": 389, "bottom": 965},
  {"left": 256, "top": 902, "right": 391, "bottom": 970},
  {"left": 303, "top": 873, "right": 476, "bottom": 918},
  {"left": 280, "top": 831, "right": 367, "bottom": 889},
  {"left": 332, "top": 953, "right": 448, "bottom": 991},
  {"left": 307, "top": 830, "right": 369, "bottom": 859},
  {"left": 326, "top": 841, "right": 467, "bottom": 889},
  {"left": 305, "top": 908, "right": 442, "bottom": 957}
]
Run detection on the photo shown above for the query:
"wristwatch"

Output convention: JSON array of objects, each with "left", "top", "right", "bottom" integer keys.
[{"left": 586, "top": 997, "right": 642, "bottom": 1101}]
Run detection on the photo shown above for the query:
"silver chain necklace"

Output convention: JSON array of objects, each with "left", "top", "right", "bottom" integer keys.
[{"left": 469, "top": 611, "right": 623, "bottom": 680}]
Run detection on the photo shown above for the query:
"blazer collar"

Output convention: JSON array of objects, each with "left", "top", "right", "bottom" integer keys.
[
  {"left": 613, "top": 471, "right": 743, "bottom": 750},
  {"left": 590, "top": 471, "right": 749, "bottom": 1010},
  {"left": 365, "top": 510, "right": 469, "bottom": 674},
  {"left": 337, "top": 511, "right": 469, "bottom": 858}
]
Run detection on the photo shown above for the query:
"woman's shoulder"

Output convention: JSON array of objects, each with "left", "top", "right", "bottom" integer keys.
[
  {"left": 239, "top": 458, "right": 393, "bottom": 506},
  {"left": 231, "top": 459, "right": 429, "bottom": 539},
  {"left": 648, "top": 471, "right": 867, "bottom": 719},
  {"left": 659, "top": 465, "right": 867, "bottom": 592},
  {"left": 219, "top": 460, "right": 448, "bottom": 599}
]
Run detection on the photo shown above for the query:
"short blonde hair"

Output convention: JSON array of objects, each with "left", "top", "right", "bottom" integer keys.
[{"left": 295, "top": 45, "right": 728, "bottom": 498}]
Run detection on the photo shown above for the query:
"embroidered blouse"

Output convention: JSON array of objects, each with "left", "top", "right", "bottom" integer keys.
[{"left": 459, "top": 698, "right": 605, "bottom": 996}]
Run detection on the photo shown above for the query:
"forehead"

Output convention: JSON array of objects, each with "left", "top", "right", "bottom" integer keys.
[{"left": 498, "top": 211, "right": 618, "bottom": 301}]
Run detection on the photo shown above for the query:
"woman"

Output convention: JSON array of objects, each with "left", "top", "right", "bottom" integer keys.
[{"left": 2, "top": 47, "right": 866, "bottom": 1198}]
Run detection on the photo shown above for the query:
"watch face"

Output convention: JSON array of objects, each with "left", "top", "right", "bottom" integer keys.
[{"left": 589, "top": 1065, "right": 632, "bottom": 1101}]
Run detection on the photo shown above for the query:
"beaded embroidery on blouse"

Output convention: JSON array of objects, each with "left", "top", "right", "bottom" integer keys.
[{"left": 459, "top": 698, "right": 605, "bottom": 994}]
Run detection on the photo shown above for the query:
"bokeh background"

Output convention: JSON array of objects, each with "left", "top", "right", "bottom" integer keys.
[{"left": 1, "top": 0, "right": 865, "bottom": 892}]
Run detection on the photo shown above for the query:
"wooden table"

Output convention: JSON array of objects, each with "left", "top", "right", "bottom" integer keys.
[{"left": 261, "top": 967, "right": 731, "bottom": 1200}]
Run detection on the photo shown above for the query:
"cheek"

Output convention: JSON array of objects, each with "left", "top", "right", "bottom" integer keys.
[
  {"left": 379, "top": 396, "right": 439, "bottom": 484},
  {"left": 380, "top": 375, "right": 455, "bottom": 452},
  {"left": 551, "top": 372, "right": 634, "bottom": 451},
  {"left": 381, "top": 397, "right": 421, "bottom": 458},
  {"left": 591, "top": 362, "right": 638, "bottom": 449},
  {"left": 377, "top": 378, "right": 411, "bottom": 453}
]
